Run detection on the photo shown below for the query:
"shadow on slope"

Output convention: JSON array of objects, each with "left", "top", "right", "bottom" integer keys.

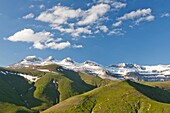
[
  {"left": 61, "top": 68, "right": 96, "bottom": 91},
  {"left": 41, "top": 64, "right": 96, "bottom": 92},
  {"left": 0, "top": 72, "right": 43, "bottom": 108},
  {"left": 33, "top": 65, "right": 98, "bottom": 110},
  {"left": 127, "top": 80, "right": 170, "bottom": 104}
]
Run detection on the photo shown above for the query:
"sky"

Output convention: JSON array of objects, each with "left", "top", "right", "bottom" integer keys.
[{"left": 0, "top": 0, "right": 170, "bottom": 66}]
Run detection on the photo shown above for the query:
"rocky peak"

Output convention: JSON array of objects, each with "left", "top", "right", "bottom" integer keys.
[
  {"left": 108, "top": 63, "right": 145, "bottom": 70},
  {"left": 83, "top": 60, "right": 101, "bottom": 67},
  {"left": 44, "top": 56, "right": 55, "bottom": 62},
  {"left": 62, "top": 57, "right": 75, "bottom": 64},
  {"left": 22, "top": 56, "right": 42, "bottom": 62}
]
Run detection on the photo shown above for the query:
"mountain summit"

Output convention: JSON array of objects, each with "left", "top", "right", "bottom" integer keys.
[
  {"left": 21, "top": 56, "right": 42, "bottom": 63},
  {"left": 44, "top": 56, "right": 55, "bottom": 62},
  {"left": 60, "top": 57, "right": 76, "bottom": 65},
  {"left": 83, "top": 60, "right": 101, "bottom": 67}
]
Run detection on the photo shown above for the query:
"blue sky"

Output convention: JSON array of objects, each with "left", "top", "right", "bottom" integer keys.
[{"left": 0, "top": 0, "right": 170, "bottom": 66}]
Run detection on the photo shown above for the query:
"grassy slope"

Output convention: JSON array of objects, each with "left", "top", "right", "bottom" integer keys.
[
  {"left": 79, "top": 72, "right": 113, "bottom": 87},
  {"left": 0, "top": 65, "right": 111, "bottom": 112},
  {"left": 141, "top": 81, "right": 170, "bottom": 90},
  {"left": 43, "top": 80, "right": 170, "bottom": 113},
  {"left": 32, "top": 65, "right": 111, "bottom": 111},
  {"left": 0, "top": 68, "right": 41, "bottom": 113},
  {"left": 0, "top": 103, "right": 33, "bottom": 113}
]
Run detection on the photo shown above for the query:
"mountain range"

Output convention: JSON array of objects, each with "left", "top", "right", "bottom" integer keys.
[{"left": 8, "top": 56, "right": 170, "bottom": 82}]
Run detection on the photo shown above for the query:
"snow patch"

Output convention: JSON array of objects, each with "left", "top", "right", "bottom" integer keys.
[
  {"left": 0, "top": 70, "right": 40, "bottom": 82},
  {"left": 17, "top": 73, "right": 39, "bottom": 82},
  {"left": 38, "top": 69, "right": 50, "bottom": 72},
  {"left": 0, "top": 71, "right": 7, "bottom": 75}
]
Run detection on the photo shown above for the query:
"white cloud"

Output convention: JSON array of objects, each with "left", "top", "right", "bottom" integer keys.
[
  {"left": 97, "top": 0, "right": 126, "bottom": 9},
  {"left": 77, "top": 4, "right": 110, "bottom": 25},
  {"left": 161, "top": 13, "right": 170, "bottom": 18},
  {"left": 5, "top": 29, "right": 71, "bottom": 50},
  {"left": 55, "top": 38, "right": 63, "bottom": 42},
  {"left": 97, "top": 25, "right": 108, "bottom": 32},
  {"left": 111, "top": 2, "right": 126, "bottom": 9},
  {"left": 135, "top": 15, "right": 154, "bottom": 24},
  {"left": 117, "top": 8, "right": 155, "bottom": 24},
  {"left": 36, "top": 6, "right": 82, "bottom": 25},
  {"left": 72, "top": 44, "right": 83, "bottom": 48},
  {"left": 36, "top": 4, "right": 110, "bottom": 37},
  {"left": 51, "top": 24, "right": 92, "bottom": 37},
  {"left": 33, "top": 42, "right": 46, "bottom": 49},
  {"left": 108, "top": 28, "right": 124, "bottom": 35},
  {"left": 110, "top": 8, "right": 154, "bottom": 34},
  {"left": 72, "top": 27, "right": 92, "bottom": 37},
  {"left": 113, "top": 21, "right": 122, "bottom": 27},
  {"left": 33, "top": 1, "right": 129, "bottom": 38},
  {"left": 6, "top": 29, "right": 52, "bottom": 42},
  {"left": 118, "top": 8, "right": 153, "bottom": 20},
  {"left": 23, "top": 13, "right": 34, "bottom": 19},
  {"left": 51, "top": 25, "right": 74, "bottom": 33},
  {"left": 45, "top": 41, "right": 71, "bottom": 50}
]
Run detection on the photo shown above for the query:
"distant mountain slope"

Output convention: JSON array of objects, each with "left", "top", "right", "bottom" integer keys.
[{"left": 43, "top": 80, "right": 170, "bottom": 113}]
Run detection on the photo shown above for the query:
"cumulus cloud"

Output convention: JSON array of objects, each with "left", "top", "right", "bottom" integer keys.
[
  {"left": 77, "top": 4, "right": 110, "bottom": 25},
  {"left": 113, "top": 21, "right": 122, "bottom": 27},
  {"left": 97, "top": 0, "right": 127, "bottom": 9},
  {"left": 36, "top": 4, "right": 110, "bottom": 37},
  {"left": 108, "top": 28, "right": 124, "bottom": 35},
  {"left": 135, "top": 15, "right": 154, "bottom": 24},
  {"left": 72, "top": 44, "right": 83, "bottom": 48},
  {"left": 97, "top": 25, "right": 108, "bottom": 32},
  {"left": 118, "top": 8, "right": 154, "bottom": 21},
  {"left": 34, "top": 1, "right": 153, "bottom": 38},
  {"left": 36, "top": 5, "right": 82, "bottom": 25},
  {"left": 117, "top": 8, "right": 155, "bottom": 24},
  {"left": 72, "top": 27, "right": 92, "bottom": 37},
  {"left": 46, "top": 4, "right": 109, "bottom": 26},
  {"left": 23, "top": 13, "right": 34, "bottom": 19},
  {"left": 111, "top": 2, "right": 127, "bottom": 9},
  {"left": 5, "top": 29, "right": 71, "bottom": 50},
  {"left": 45, "top": 41, "right": 71, "bottom": 50},
  {"left": 6, "top": 29, "right": 52, "bottom": 43},
  {"left": 21, "top": 1, "right": 155, "bottom": 41},
  {"left": 51, "top": 25, "right": 92, "bottom": 37}
]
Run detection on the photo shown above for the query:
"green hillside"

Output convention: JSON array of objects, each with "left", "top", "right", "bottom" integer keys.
[
  {"left": 0, "top": 68, "right": 40, "bottom": 113},
  {"left": 43, "top": 80, "right": 170, "bottom": 113},
  {"left": 141, "top": 81, "right": 170, "bottom": 91},
  {"left": 0, "top": 65, "right": 111, "bottom": 112}
]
